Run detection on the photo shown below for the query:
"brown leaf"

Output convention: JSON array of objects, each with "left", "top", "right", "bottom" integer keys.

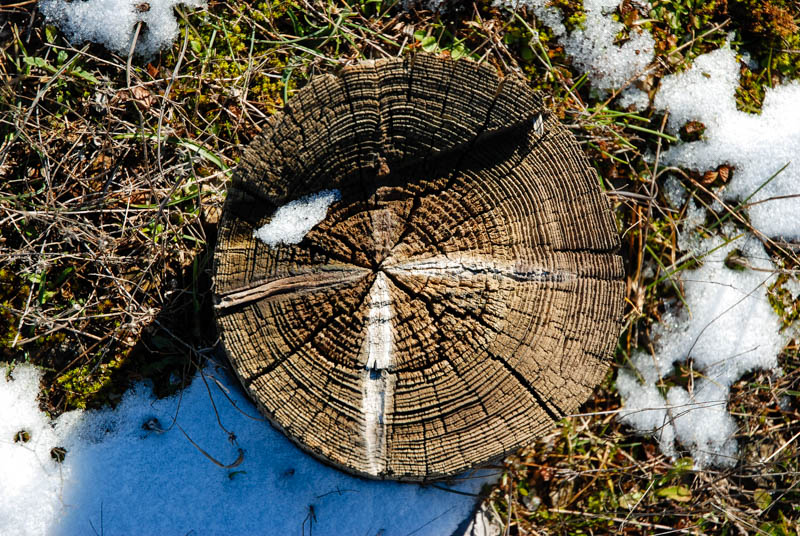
[
  {"left": 717, "top": 164, "right": 731, "bottom": 183},
  {"left": 702, "top": 170, "right": 718, "bottom": 184},
  {"left": 116, "top": 85, "right": 156, "bottom": 110},
  {"left": 680, "top": 120, "right": 706, "bottom": 141},
  {"left": 666, "top": 33, "right": 678, "bottom": 49},
  {"left": 702, "top": 165, "right": 732, "bottom": 185}
]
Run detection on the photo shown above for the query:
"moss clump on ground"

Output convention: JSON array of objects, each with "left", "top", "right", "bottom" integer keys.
[
  {"left": 0, "top": 268, "right": 29, "bottom": 350},
  {"left": 54, "top": 357, "right": 125, "bottom": 410},
  {"left": 646, "top": 0, "right": 800, "bottom": 112},
  {"left": 769, "top": 276, "right": 800, "bottom": 329}
]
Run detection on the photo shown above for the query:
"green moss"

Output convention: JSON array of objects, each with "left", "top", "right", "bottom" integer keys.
[
  {"left": 546, "top": 0, "right": 586, "bottom": 32},
  {"left": 768, "top": 275, "right": 800, "bottom": 329},
  {"left": 162, "top": 3, "right": 301, "bottom": 145},
  {"left": 54, "top": 356, "right": 125, "bottom": 410},
  {"left": 0, "top": 268, "right": 25, "bottom": 348},
  {"left": 727, "top": 0, "right": 800, "bottom": 111},
  {"left": 648, "top": 0, "right": 728, "bottom": 60},
  {"left": 645, "top": 0, "right": 799, "bottom": 114},
  {"left": 0, "top": 266, "right": 72, "bottom": 353},
  {"left": 501, "top": 19, "right": 540, "bottom": 67}
]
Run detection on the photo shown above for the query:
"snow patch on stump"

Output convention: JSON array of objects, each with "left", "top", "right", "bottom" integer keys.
[{"left": 254, "top": 189, "right": 341, "bottom": 248}]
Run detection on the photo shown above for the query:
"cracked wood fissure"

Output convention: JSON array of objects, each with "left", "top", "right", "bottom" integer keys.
[
  {"left": 385, "top": 256, "right": 572, "bottom": 283},
  {"left": 213, "top": 55, "right": 625, "bottom": 481},
  {"left": 215, "top": 268, "right": 370, "bottom": 311},
  {"left": 363, "top": 272, "right": 394, "bottom": 474}
]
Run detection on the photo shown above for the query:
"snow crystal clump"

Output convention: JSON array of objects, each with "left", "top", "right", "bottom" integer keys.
[
  {"left": 617, "top": 86, "right": 650, "bottom": 111},
  {"left": 617, "top": 232, "right": 787, "bottom": 467},
  {"left": 784, "top": 277, "right": 800, "bottom": 301},
  {"left": 254, "top": 189, "right": 341, "bottom": 248},
  {"left": 490, "top": 0, "right": 654, "bottom": 93},
  {"left": 0, "top": 364, "right": 494, "bottom": 535},
  {"left": 675, "top": 200, "right": 708, "bottom": 253},
  {"left": 562, "top": 0, "right": 655, "bottom": 94},
  {"left": 653, "top": 44, "right": 800, "bottom": 239},
  {"left": 491, "top": 0, "right": 567, "bottom": 36},
  {"left": 662, "top": 175, "right": 687, "bottom": 209},
  {"left": 654, "top": 45, "right": 740, "bottom": 132},
  {"left": 39, "top": 0, "right": 206, "bottom": 57}
]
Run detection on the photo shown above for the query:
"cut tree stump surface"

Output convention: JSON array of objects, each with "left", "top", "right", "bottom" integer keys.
[{"left": 213, "top": 55, "right": 624, "bottom": 481}]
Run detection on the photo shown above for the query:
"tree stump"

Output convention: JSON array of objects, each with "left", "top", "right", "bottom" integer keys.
[{"left": 213, "top": 55, "right": 624, "bottom": 481}]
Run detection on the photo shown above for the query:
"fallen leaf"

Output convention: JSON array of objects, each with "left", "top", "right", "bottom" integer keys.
[
  {"left": 116, "top": 85, "right": 156, "bottom": 109},
  {"left": 656, "top": 485, "right": 692, "bottom": 502},
  {"left": 754, "top": 488, "right": 771, "bottom": 510}
]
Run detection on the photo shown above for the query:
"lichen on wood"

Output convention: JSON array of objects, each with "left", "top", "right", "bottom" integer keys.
[{"left": 213, "top": 54, "right": 624, "bottom": 481}]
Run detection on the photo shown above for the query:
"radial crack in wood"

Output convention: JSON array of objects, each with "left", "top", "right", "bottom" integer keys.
[
  {"left": 384, "top": 255, "right": 572, "bottom": 283},
  {"left": 215, "top": 267, "right": 371, "bottom": 311},
  {"left": 213, "top": 54, "right": 624, "bottom": 481}
]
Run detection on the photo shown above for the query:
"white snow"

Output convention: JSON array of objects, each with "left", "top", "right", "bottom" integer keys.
[
  {"left": 653, "top": 45, "right": 741, "bottom": 133},
  {"left": 254, "top": 190, "right": 341, "bottom": 248},
  {"left": 412, "top": 0, "right": 654, "bottom": 95},
  {"left": 653, "top": 44, "right": 800, "bottom": 239},
  {"left": 617, "top": 86, "right": 650, "bottom": 111},
  {"left": 490, "top": 0, "right": 655, "bottom": 94},
  {"left": 491, "top": 0, "right": 567, "bottom": 36},
  {"left": 662, "top": 174, "right": 687, "bottom": 209},
  {"left": 0, "top": 363, "right": 494, "bottom": 536},
  {"left": 617, "top": 231, "right": 787, "bottom": 467},
  {"left": 39, "top": 0, "right": 206, "bottom": 57},
  {"left": 675, "top": 199, "right": 707, "bottom": 252},
  {"left": 561, "top": 0, "right": 655, "bottom": 94}
]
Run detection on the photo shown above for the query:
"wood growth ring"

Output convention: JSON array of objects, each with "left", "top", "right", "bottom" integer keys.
[{"left": 213, "top": 55, "right": 624, "bottom": 481}]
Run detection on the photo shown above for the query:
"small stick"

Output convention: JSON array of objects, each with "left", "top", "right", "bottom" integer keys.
[{"left": 761, "top": 428, "right": 800, "bottom": 464}]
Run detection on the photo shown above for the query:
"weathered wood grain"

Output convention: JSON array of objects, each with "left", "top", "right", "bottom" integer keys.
[{"left": 213, "top": 54, "right": 624, "bottom": 481}]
